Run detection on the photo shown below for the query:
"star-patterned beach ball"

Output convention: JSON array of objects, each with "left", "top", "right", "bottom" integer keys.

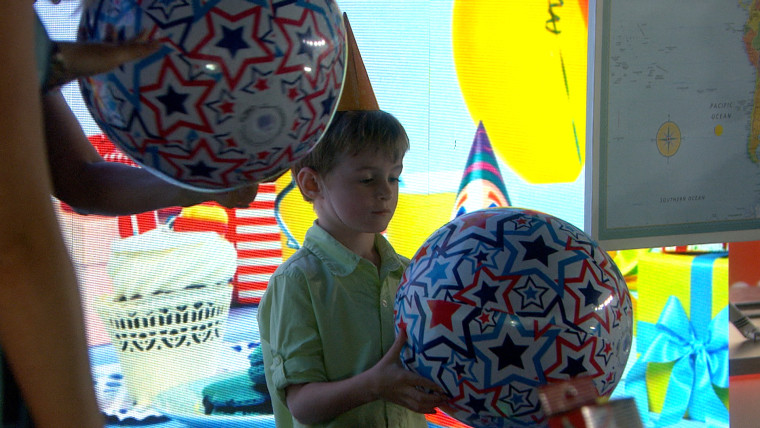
[
  {"left": 395, "top": 208, "right": 633, "bottom": 428},
  {"left": 78, "top": 0, "right": 345, "bottom": 190}
]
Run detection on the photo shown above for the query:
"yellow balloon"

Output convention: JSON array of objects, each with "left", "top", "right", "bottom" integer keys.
[
  {"left": 453, "top": 0, "right": 588, "bottom": 183},
  {"left": 274, "top": 173, "right": 315, "bottom": 261}
]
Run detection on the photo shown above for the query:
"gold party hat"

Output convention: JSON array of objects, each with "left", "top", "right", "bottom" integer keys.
[{"left": 337, "top": 13, "right": 379, "bottom": 111}]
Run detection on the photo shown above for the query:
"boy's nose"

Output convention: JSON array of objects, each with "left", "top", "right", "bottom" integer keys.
[{"left": 377, "top": 182, "right": 392, "bottom": 199}]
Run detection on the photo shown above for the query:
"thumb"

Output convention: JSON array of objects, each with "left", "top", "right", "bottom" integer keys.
[
  {"left": 45, "top": 38, "right": 162, "bottom": 90},
  {"left": 384, "top": 328, "right": 409, "bottom": 362}
]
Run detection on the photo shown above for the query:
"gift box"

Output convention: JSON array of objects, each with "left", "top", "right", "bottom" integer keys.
[
  {"left": 608, "top": 248, "right": 650, "bottom": 291},
  {"left": 627, "top": 252, "right": 729, "bottom": 426}
]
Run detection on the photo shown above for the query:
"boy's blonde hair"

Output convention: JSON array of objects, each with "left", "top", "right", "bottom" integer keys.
[{"left": 292, "top": 110, "right": 409, "bottom": 202}]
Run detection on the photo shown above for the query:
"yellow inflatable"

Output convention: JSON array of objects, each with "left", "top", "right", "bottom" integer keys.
[
  {"left": 453, "top": 0, "right": 588, "bottom": 183},
  {"left": 274, "top": 173, "right": 456, "bottom": 261}
]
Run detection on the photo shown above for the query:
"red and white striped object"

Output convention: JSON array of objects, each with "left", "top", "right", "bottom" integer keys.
[
  {"left": 89, "top": 134, "right": 136, "bottom": 167},
  {"left": 89, "top": 134, "right": 283, "bottom": 303},
  {"left": 226, "top": 182, "right": 282, "bottom": 304},
  {"left": 661, "top": 243, "right": 727, "bottom": 254},
  {"left": 117, "top": 211, "right": 158, "bottom": 238}
]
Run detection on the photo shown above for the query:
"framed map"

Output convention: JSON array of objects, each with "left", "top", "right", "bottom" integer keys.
[{"left": 586, "top": 0, "right": 760, "bottom": 250}]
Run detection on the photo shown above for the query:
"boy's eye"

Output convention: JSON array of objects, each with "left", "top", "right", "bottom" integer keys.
[{"left": 358, "top": 175, "right": 401, "bottom": 184}]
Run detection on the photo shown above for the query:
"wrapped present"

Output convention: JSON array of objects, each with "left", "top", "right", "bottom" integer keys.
[
  {"left": 627, "top": 252, "right": 729, "bottom": 427},
  {"left": 608, "top": 248, "right": 650, "bottom": 291},
  {"left": 630, "top": 290, "right": 638, "bottom": 337}
]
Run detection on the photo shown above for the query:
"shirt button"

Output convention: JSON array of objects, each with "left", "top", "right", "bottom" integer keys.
[{"left": 382, "top": 299, "right": 388, "bottom": 307}]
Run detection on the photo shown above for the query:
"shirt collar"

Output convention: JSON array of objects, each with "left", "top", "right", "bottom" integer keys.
[{"left": 303, "top": 223, "right": 404, "bottom": 277}]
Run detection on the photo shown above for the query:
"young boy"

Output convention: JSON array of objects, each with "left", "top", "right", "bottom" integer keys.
[{"left": 258, "top": 110, "right": 446, "bottom": 427}]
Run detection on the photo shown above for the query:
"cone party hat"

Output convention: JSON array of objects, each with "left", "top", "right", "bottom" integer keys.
[
  {"left": 337, "top": 13, "right": 379, "bottom": 111},
  {"left": 452, "top": 121, "right": 512, "bottom": 218}
]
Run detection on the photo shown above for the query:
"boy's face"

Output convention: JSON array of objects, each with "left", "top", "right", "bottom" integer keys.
[{"left": 315, "top": 146, "right": 403, "bottom": 237}]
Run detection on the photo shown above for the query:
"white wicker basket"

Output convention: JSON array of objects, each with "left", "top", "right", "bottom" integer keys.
[{"left": 96, "top": 284, "right": 233, "bottom": 406}]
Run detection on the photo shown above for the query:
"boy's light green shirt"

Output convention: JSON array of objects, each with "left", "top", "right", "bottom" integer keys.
[{"left": 257, "top": 223, "right": 428, "bottom": 428}]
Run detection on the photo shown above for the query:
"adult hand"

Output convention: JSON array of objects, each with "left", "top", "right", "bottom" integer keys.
[
  {"left": 207, "top": 183, "right": 260, "bottom": 209},
  {"left": 45, "top": 33, "right": 162, "bottom": 90},
  {"left": 370, "top": 330, "right": 448, "bottom": 414}
]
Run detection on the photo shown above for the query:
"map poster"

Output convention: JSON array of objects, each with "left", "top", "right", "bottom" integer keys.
[{"left": 586, "top": 0, "right": 760, "bottom": 250}]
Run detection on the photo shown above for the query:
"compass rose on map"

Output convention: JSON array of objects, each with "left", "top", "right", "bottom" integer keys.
[{"left": 656, "top": 120, "right": 681, "bottom": 157}]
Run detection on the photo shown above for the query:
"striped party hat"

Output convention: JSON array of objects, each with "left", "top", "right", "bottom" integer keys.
[{"left": 452, "top": 121, "right": 511, "bottom": 218}]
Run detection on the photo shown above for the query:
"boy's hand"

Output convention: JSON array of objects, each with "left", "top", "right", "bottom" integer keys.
[{"left": 371, "top": 330, "right": 448, "bottom": 414}]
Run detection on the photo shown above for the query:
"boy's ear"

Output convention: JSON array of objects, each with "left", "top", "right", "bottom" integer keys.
[{"left": 295, "top": 167, "right": 321, "bottom": 200}]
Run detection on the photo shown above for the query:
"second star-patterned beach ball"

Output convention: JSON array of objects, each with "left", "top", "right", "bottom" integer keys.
[
  {"left": 78, "top": 0, "right": 345, "bottom": 191},
  {"left": 395, "top": 207, "right": 633, "bottom": 428}
]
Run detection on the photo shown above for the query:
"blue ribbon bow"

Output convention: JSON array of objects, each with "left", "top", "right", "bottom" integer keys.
[{"left": 627, "top": 253, "right": 728, "bottom": 427}]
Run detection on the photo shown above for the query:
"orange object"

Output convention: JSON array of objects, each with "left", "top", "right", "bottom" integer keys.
[
  {"left": 173, "top": 216, "right": 228, "bottom": 235},
  {"left": 336, "top": 13, "right": 379, "bottom": 111},
  {"left": 174, "top": 203, "right": 229, "bottom": 235}
]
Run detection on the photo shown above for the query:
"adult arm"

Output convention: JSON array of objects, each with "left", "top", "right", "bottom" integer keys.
[
  {"left": 43, "top": 89, "right": 258, "bottom": 216},
  {"left": 0, "top": 3, "right": 103, "bottom": 427}
]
